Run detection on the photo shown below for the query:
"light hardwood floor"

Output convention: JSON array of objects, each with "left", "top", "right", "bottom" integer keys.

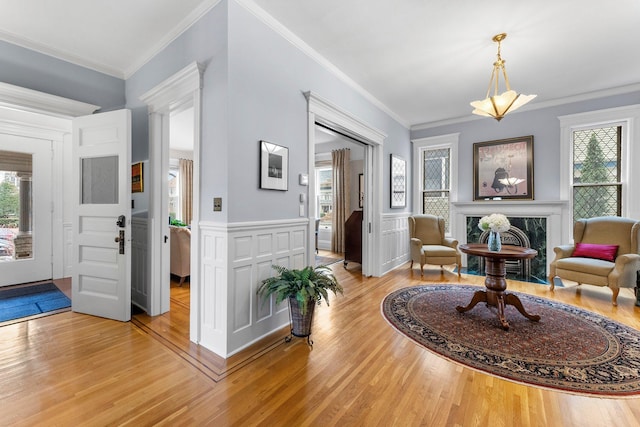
[{"left": 2, "top": 265, "right": 640, "bottom": 426}]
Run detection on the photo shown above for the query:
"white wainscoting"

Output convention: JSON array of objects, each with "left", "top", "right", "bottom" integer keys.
[
  {"left": 381, "top": 212, "right": 410, "bottom": 274},
  {"left": 131, "top": 217, "right": 149, "bottom": 312},
  {"left": 199, "top": 218, "right": 308, "bottom": 358}
]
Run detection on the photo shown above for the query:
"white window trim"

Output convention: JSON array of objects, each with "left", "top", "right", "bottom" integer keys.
[
  {"left": 315, "top": 165, "right": 333, "bottom": 224},
  {"left": 559, "top": 104, "right": 640, "bottom": 243},
  {"left": 411, "top": 133, "right": 459, "bottom": 236}
]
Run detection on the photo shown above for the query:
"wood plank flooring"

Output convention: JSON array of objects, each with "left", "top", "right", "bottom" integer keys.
[{"left": 2, "top": 265, "right": 640, "bottom": 426}]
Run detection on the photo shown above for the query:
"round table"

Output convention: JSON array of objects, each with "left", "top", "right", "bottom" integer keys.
[{"left": 456, "top": 243, "right": 540, "bottom": 330}]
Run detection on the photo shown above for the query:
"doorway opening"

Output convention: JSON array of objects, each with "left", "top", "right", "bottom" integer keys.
[
  {"left": 168, "top": 106, "right": 194, "bottom": 309},
  {"left": 0, "top": 136, "right": 53, "bottom": 286},
  {"left": 139, "top": 61, "right": 203, "bottom": 343},
  {"left": 312, "top": 123, "right": 365, "bottom": 270},
  {"left": 306, "top": 92, "right": 386, "bottom": 277}
]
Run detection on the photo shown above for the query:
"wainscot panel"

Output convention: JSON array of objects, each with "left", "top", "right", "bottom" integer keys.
[
  {"left": 200, "top": 218, "right": 308, "bottom": 358},
  {"left": 131, "top": 216, "right": 149, "bottom": 312},
  {"left": 381, "top": 213, "right": 411, "bottom": 274}
]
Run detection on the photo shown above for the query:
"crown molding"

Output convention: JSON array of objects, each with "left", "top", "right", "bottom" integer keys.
[
  {"left": 0, "top": 0, "right": 221, "bottom": 80},
  {"left": 411, "top": 83, "right": 640, "bottom": 131},
  {"left": 124, "top": 0, "right": 222, "bottom": 79},
  {"left": 0, "top": 81, "right": 99, "bottom": 118},
  {"left": 235, "top": 0, "right": 408, "bottom": 128},
  {"left": 0, "top": 28, "right": 123, "bottom": 78}
]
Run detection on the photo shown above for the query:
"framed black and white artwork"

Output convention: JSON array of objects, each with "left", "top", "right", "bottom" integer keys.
[{"left": 260, "top": 140, "right": 288, "bottom": 191}]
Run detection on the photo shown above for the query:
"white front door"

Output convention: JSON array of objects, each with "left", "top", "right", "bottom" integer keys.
[
  {"left": 0, "top": 134, "right": 52, "bottom": 286},
  {"left": 72, "top": 109, "right": 131, "bottom": 322}
]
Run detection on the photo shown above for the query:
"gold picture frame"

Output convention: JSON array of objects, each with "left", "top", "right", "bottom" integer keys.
[
  {"left": 473, "top": 135, "right": 534, "bottom": 201},
  {"left": 132, "top": 162, "right": 143, "bottom": 193}
]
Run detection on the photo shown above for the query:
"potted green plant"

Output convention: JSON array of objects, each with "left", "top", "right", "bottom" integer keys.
[{"left": 257, "top": 264, "right": 343, "bottom": 343}]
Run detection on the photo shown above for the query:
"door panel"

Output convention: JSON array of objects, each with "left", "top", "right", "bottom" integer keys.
[
  {"left": 72, "top": 109, "right": 131, "bottom": 322},
  {"left": 0, "top": 135, "right": 52, "bottom": 286}
]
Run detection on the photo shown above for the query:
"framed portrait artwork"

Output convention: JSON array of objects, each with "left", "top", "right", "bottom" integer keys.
[
  {"left": 390, "top": 154, "right": 406, "bottom": 208},
  {"left": 260, "top": 140, "right": 288, "bottom": 191},
  {"left": 131, "top": 162, "right": 143, "bottom": 193},
  {"left": 473, "top": 135, "right": 534, "bottom": 201}
]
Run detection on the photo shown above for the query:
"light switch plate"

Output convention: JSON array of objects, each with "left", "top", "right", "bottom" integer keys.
[{"left": 299, "top": 173, "right": 308, "bottom": 186}]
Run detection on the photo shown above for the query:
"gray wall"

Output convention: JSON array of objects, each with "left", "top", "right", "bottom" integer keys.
[
  {"left": 0, "top": 40, "right": 125, "bottom": 111},
  {"left": 225, "top": 0, "right": 409, "bottom": 221},
  {"left": 1, "top": 2, "right": 637, "bottom": 221},
  {"left": 0, "top": 0, "right": 411, "bottom": 226},
  {"left": 124, "top": 0, "right": 410, "bottom": 224},
  {"left": 125, "top": 1, "right": 229, "bottom": 219},
  {"left": 411, "top": 91, "right": 640, "bottom": 203}
]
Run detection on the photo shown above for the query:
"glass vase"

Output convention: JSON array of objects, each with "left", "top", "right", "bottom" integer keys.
[{"left": 488, "top": 231, "right": 501, "bottom": 252}]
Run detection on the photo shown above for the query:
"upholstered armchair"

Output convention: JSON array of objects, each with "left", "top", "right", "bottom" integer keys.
[
  {"left": 549, "top": 216, "right": 640, "bottom": 305},
  {"left": 408, "top": 214, "right": 461, "bottom": 276},
  {"left": 170, "top": 225, "right": 191, "bottom": 286}
]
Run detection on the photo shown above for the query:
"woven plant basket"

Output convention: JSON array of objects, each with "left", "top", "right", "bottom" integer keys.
[{"left": 289, "top": 296, "right": 316, "bottom": 337}]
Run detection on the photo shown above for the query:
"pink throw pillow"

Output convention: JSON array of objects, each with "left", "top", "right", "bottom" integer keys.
[{"left": 572, "top": 242, "right": 619, "bottom": 262}]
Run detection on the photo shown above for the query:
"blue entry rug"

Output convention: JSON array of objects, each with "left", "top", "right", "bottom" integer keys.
[{"left": 0, "top": 282, "right": 71, "bottom": 323}]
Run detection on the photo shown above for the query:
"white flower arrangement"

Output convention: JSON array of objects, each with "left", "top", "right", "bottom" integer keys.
[{"left": 478, "top": 213, "right": 510, "bottom": 233}]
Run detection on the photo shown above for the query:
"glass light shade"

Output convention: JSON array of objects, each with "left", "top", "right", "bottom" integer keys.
[
  {"left": 498, "top": 177, "right": 525, "bottom": 186},
  {"left": 470, "top": 90, "right": 536, "bottom": 121}
]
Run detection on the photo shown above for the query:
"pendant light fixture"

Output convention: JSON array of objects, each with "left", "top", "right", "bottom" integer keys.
[{"left": 470, "top": 33, "right": 536, "bottom": 121}]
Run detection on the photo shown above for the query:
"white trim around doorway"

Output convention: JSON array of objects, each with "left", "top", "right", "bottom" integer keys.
[
  {"left": 304, "top": 92, "right": 386, "bottom": 277},
  {"left": 140, "top": 62, "right": 204, "bottom": 344}
]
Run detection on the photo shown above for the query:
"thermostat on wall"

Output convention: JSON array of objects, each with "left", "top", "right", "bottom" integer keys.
[{"left": 299, "top": 173, "right": 308, "bottom": 186}]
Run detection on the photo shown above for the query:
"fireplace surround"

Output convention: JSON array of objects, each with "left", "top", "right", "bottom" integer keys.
[{"left": 452, "top": 200, "right": 568, "bottom": 283}]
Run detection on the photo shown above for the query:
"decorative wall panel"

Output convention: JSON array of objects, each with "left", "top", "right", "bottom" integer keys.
[
  {"left": 381, "top": 213, "right": 410, "bottom": 274},
  {"left": 200, "top": 219, "right": 307, "bottom": 357},
  {"left": 131, "top": 217, "right": 148, "bottom": 312}
]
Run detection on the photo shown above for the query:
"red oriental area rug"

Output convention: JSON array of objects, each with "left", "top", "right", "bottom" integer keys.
[{"left": 381, "top": 284, "right": 640, "bottom": 397}]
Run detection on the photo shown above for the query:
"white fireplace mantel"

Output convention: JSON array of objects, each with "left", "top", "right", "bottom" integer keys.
[{"left": 451, "top": 200, "right": 570, "bottom": 271}]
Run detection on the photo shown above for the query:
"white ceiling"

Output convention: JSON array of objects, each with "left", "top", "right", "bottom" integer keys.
[
  {"left": 0, "top": 0, "right": 218, "bottom": 77},
  {"left": 2, "top": 0, "right": 639, "bottom": 128}
]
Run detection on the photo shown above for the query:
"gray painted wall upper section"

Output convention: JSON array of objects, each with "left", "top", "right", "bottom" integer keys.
[
  {"left": 125, "top": 1, "right": 229, "bottom": 219},
  {"left": 125, "top": 0, "right": 410, "bottom": 223},
  {"left": 0, "top": 40, "right": 124, "bottom": 111},
  {"left": 411, "top": 91, "right": 640, "bottom": 203},
  {"left": 226, "top": 0, "right": 409, "bottom": 221}
]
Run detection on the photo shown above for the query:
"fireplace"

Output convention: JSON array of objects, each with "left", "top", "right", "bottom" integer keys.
[
  {"left": 451, "top": 200, "right": 568, "bottom": 284},
  {"left": 467, "top": 217, "right": 545, "bottom": 282}
]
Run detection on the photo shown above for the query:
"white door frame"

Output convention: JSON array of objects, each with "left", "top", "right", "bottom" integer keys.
[
  {"left": 305, "top": 92, "right": 386, "bottom": 276},
  {"left": 140, "top": 62, "right": 204, "bottom": 340},
  {"left": 71, "top": 109, "right": 132, "bottom": 321},
  {"left": 0, "top": 135, "right": 52, "bottom": 286},
  {"left": 0, "top": 82, "right": 99, "bottom": 281}
]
